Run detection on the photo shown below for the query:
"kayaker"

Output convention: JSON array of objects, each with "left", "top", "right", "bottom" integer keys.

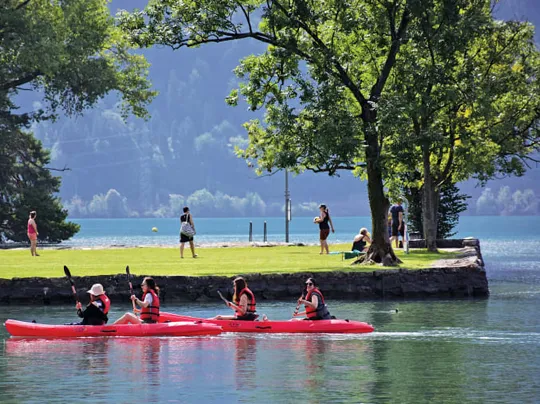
[
  {"left": 73, "top": 283, "right": 110, "bottom": 325},
  {"left": 113, "top": 277, "right": 160, "bottom": 324},
  {"left": 294, "top": 278, "right": 332, "bottom": 320},
  {"left": 214, "top": 276, "right": 258, "bottom": 321}
]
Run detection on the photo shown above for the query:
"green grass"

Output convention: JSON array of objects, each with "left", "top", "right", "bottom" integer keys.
[{"left": 0, "top": 245, "right": 457, "bottom": 279}]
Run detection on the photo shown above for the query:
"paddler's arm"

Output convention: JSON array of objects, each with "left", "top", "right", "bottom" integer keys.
[
  {"left": 132, "top": 294, "right": 151, "bottom": 308},
  {"left": 298, "top": 295, "right": 318, "bottom": 309}
]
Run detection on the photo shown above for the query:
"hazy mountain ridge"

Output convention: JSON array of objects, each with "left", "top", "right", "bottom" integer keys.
[{"left": 20, "top": 0, "right": 540, "bottom": 217}]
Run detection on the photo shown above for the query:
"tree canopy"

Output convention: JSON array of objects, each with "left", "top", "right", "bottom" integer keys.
[{"left": 0, "top": 0, "right": 156, "bottom": 243}]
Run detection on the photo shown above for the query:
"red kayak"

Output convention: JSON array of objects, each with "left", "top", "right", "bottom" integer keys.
[
  {"left": 4, "top": 319, "right": 222, "bottom": 338},
  {"left": 159, "top": 312, "right": 374, "bottom": 334}
]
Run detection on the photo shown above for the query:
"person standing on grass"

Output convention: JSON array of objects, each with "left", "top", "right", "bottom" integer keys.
[
  {"left": 390, "top": 199, "right": 405, "bottom": 248},
  {"left": 180, "top": 206, "right": 198, "bottom": 258},
  {"left": 27, "top": 211, "right": 39, "bottom": 256},
  {"left": 314, "top": 204, "right": 335, "bottom": 254}
]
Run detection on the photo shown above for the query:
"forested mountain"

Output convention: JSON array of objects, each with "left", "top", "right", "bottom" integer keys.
[{"left": 21, "top": 0, "right": 540, "bottom": 217}]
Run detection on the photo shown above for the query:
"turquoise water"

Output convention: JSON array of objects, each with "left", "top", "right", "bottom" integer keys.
[
  {"left": 65, "top": 215, "right": 540, "bottom": 246},
  {"left": 1, "top": 216, "right": 540, "bottom": 402}
]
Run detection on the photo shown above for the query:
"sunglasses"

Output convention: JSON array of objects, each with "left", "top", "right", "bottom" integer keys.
[
  {"left": 141, "top": 283, "right": 147, "bottom": 287},
  {"left": 306, "top": 282, "right": 313, "bottom": 286}
]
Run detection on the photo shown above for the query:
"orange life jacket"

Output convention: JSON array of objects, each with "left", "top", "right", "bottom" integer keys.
[
  {"left": 305, "top": 288, "right": 331, "bottom": 320},
  {"left": 96, "top": 294, "right": 110, "bottom": 315},
  {"left": 235, "top": 288, "right": 256, "bottom": 316},
  {"left": 140, "top": 289, "right": 160, "bottom": 322}
]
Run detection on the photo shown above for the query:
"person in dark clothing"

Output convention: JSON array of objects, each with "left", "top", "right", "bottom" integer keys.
[
  {"left": 352, "top": 228, "right": 371, "bottom": 252},
  {"left": 180, "top": 206, "right": 198, "bottom": 258},
  {"left": 390, "top": 200, "right": 405, "bottom": 248},
  {"left": 74, "top": 284, "right": 110, "bottom": 326},
  {"left": 314, "top": 204, "right": 335, "bottom": 254}
]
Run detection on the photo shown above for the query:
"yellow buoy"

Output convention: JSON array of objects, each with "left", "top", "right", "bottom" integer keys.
[{"left": 152, "top": 227, "right": 158, "bottom": 232}]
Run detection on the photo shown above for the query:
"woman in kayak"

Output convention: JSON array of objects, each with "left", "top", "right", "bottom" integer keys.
[
  {"left": 71, "top": 283, "right": 110, "bottom": 325},
  {"left": 294, "top": 278, "right": 332, "bottom": 320},
  {"left": 214, "top": 276, "right": 258, "bottom": 321},
  {"left": 113, "top": 277, "right": 160, "bottom": 324}
]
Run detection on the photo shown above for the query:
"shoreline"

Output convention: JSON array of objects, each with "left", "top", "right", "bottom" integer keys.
[
  {"left": 0, "top": 241, "right": 316, "bottom": 250},
  {"left": 0, "top": 239, "right": 488, "bottom": 305}
]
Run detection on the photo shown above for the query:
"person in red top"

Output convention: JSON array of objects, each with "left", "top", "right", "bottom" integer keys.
[
  {"left": 27, "top": 211, "right": 39, "bottom": 256},
  {"left": 113, "top": 277, "right": 160, "bottom": 324},
  {"left": 214, "top": 277, "right": 258, "bottom": 321},
  {"left": 293, "top": 278, "right": 332, "bottom": 320}
]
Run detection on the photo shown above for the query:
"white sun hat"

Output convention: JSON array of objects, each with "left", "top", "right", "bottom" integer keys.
[{"left": 87, "top": 284, "right": 105, "bottom": 296}]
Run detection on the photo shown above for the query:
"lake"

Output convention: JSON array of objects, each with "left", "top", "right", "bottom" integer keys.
[{"left": 1, "top": 216, "right": 539, "bottom": 403}]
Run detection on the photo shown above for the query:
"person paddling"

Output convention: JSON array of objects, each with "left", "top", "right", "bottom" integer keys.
[
  {"left": 113, "top": 277, "right": 160, "bottom": 324},
  {"left": 214, "top": 277, "right": 258, "bottom": 321},
  {"left": 293, "top": 278, "right": 332, "bottom": 320},
  {"left": 72, "top": 284, "right": 110, "bottom": 326}
]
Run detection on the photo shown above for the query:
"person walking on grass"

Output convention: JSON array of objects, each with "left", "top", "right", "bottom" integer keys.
[
  {"left": 27, "top": 211, "right": 39, "bottom": 256},
  {"left": 180, "top": 206, "right": 198, "bottom": 258},
  {"left": 314, "top": 204, "right": 334, "bottom": 254}
]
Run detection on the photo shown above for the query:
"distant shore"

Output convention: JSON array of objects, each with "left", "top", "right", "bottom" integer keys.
[{"left": 0, "top": 241, "right": 315, "bottom": 250}]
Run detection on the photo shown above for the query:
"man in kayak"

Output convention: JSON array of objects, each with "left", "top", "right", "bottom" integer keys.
[
  {"left": 214, "top": 277, "right": 258, "bottom": 321},
  {"left": 72, "top": 283, "right": 110, "bottom": 325},
  {"left": 294, "top": 278, "right": 332, "bottom": 320},
  {"left": 113, "top": 277, "right": 160, "bottom": 324}
]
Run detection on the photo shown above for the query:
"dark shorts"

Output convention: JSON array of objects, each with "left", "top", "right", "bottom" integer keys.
[
  {"left": 392, "top": 222, "right": 405, "bottom": 237},
  {"left": 180, "top": 233, "right": 194, "bottom": 243},
  {"left": 319, "top": 229, "right": 330, "bottom": 241},
  {"left": 141, "top": 319, "right": 157, "bottom": 324},
  {"left": 235, "top": 313, "right": 258, "bottom": 321}
]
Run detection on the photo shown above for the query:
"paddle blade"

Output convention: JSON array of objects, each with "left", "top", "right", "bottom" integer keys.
[
  {"left": 217, "top": 290, "right": 228, "bottom": 303},
  {"left": 63, "top": 265, "right": 71, "bottom": 279},
  {"left": 126, "top": 265, "right": 130, "bottom": 277}
]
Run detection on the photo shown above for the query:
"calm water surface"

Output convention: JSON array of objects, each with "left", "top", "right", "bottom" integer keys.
[{"left": 1, "top": 217, "right": 540, "bottom": 403}]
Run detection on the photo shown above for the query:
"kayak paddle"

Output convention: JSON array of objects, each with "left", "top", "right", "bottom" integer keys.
[
  {"left": 125, "top": 265, "right": 137, "bottom": 312},
  {"left": 217, "top": 290, "right": 230, "bottom": 305},
  {"left": 63, "top": 265, "right": 79, "bottom": 304},
  {"left": 292, "top": 288, "right": 306, "bottom": 318}
]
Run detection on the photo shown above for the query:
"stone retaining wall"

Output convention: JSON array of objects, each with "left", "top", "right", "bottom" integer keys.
[{"left": 0, "top": 240, "right": 488, "bottom": 305}]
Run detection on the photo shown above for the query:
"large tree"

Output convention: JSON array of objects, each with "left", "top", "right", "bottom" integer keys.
[
  {"left": 0, "top": 131, "right": 80, "bottom": 242},
  {"left": 383, "top": 11, "right": 540, "bottom": 251},
  {"left": 0, "top": 0, "right": 156, "bottom": 242},
  {"left": 118, "top": 0, "right": 422, "bottom": 264},
  {"left": 0, "top": 0, "right": 155, "bottom": 122}
]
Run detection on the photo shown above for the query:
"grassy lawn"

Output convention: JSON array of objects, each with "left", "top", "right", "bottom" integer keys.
[{"left": 0, "top": 244, "right": 457, "bottom": 279}]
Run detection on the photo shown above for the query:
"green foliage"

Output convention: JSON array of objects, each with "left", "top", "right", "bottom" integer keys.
[
  {"left": 0, "top": 0, "right": 156, "bottom": 121},
  {"left": 407, "top": 183, "right": 469, "bottom": 239},
  {"left": 0, "top": 131, "right": 79, "bottom": 243}
]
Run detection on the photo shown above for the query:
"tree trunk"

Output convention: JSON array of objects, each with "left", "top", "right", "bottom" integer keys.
[
  {"left": 422, "top": 145, "right": 438, "bottom": 252},
  {"left": 354, "top": 120, "right": 401, "bottom": 266}
]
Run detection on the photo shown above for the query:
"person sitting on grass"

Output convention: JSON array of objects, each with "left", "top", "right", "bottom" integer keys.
[
  {"left": 214, "top": 277, "right": 258, "bottom": 321},
  {"left": 113, "top": 277, "right": 160, "bottom": 324},
  {"left": 70, "top": 284, "right": 110, "bottom": 326},
  {"left": 352, "top": 228, "right": 371, "bottom": 252},
  {"left": 293, "top": 278, "right": 332, "bottom": 320}
]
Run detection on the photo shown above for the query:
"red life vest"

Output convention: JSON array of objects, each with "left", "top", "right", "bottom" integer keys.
[
  {"left": 235, "top": 288, "right": 256, "bottom": 316},
  {"left": 96, "top": 294, "right": 110, "bottom": 315},
  {"left": 305, "top": 288, "right": 330, "bottom": 319},
  {"left": 140, "top": 289, "right": 160, "bottom": 322}
]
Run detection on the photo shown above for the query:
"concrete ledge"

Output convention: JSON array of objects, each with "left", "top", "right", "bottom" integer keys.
[{"left": 0, "top": 240, "right": 489, "bottom": 305}]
